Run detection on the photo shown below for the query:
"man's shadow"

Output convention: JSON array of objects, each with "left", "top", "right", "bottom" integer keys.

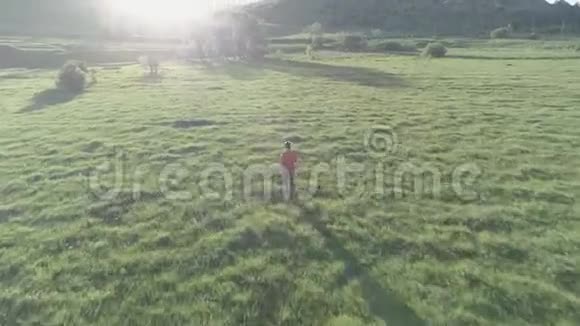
[{"left": 298, "top": 203, "right": 426, "bottom": 326}]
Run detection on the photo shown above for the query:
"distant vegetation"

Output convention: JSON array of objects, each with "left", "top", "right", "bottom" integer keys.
[
  {"left": 2, "top": 0, "right": 580, "bottom": 38},
  {"left": 422, "top": 42, "right": 448, "bottom": 57},
  {"left": 250, "top": 0, "right": 580, "bottom": 36},
  {"left": 378, "top": 41, "right": 417, "bottom": 53},
  {"left": 188, "top": 11, "right": 267, "bottom": 62},
  {"left": 56, "top": 61, "right": 91, "bottom": 93},
  {"left": 305, "top": 22, "right": 325, "bottom": 49},
  {"left": 490, "top": 27, "right": 512, "bottom": 39},
  {"left": 339, "top": 33, "right": 368, "bottom": 52}
]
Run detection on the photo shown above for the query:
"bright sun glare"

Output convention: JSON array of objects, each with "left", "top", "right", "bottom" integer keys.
[{"left": 109, "top": 0, "right": 212, "bottom": 23}]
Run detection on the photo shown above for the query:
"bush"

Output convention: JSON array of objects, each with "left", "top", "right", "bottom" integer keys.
[
  {"left": 370, "top": 29, "right": 384, "bottom": 39},
  {"left": 339, "top": 33, "right": 368, "bottom": 52},
  {"left": 311, "top": 35, "right": 324, "bottom": 49},
  {"left": 527, "top": 32, "right": 540, "bottom": 40},
  {"left": 575, "top": 44, "right": 580, "bottom": 52},
  {"left": 273, "top": 49, "right": 284, "bottom": 58},
  {"left": 422, "top": 42, "right": 447, "bottom": 57},
  {"left": 56, "top": 61, "right": 88, "bottom": 93},
  {"left": 304, "top": 22, "right": 323, "bottom": 36},
  {"left": 305, "top": 44, "right": 317, "bottom": 59},
  {"left": 490, "top": 27, "right": 510, "bottom": 39},
  {"left": 415, "top": 39, "right": 434, "bottom": 48}
]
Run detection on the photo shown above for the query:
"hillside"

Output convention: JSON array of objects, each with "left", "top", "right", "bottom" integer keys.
[
  {"left": 249, "top": 0, "right": 580, "bottom": 35},
  {"left": 1, "top": 0, "right": 579, "bottom": 37}
]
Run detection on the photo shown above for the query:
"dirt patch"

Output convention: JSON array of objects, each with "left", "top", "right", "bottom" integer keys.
[
  {"left": 536, "top": 191, "right": 575, "bottom": 205},
  {"left": 88, "top": 191, "right": 163, "bottom": 224},
  {"left": 172, "top": 119, "right": 215, "bottom": 129},
  {"left": 517, "top": 167, "right": 555, "bottom": 181},
  {"left": 556, "top": 268, "right": 580, "bottom": 295},
  {"left": 443, "top": 216, "right": 515, "bottom": 233},
  {"left": 81, "top": 141, "right": 103, "bottom": 153},
  {"left": 487, "top": 242, "right": 529, "bottom": 263},
  {"left": 0, "top": 206, "right": 21, "bottom": 223},
  {"left": 168, "top": 144, "right": 206, "bottom": 155},
  {"left": 48, "top": 168, "right": 88, "bottom": 181}
]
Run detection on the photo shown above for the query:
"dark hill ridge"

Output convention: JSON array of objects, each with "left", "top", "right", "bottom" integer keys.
[
  {"left": 248, "top": 0, "right": 580, "bottom": 35},
  {"left": 0, "top": 0, "right": 578, "bottom": 36}
]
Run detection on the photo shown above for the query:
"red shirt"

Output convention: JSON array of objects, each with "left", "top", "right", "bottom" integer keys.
[{"left": 280, "top": 150, "right": 298, "bottom": 173}]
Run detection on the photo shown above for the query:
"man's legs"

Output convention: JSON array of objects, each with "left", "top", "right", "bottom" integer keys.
[
  {"left": 281, "top": 166, "right": 296, "bottom": 201},
  {"left": 289, "top": 172, "right": 295, "bottom": 200}
]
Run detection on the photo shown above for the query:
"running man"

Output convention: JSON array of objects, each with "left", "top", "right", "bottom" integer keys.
[{"left": 280, "top": 141, "right": 299, "bottom": 200}]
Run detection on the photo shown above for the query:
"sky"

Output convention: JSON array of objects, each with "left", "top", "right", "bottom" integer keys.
[{"left": 107, "top": 0, "right": 261, "bottom": 22}]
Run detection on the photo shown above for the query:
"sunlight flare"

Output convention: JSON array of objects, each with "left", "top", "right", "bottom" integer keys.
[{"left": 108, "top": 0, "right": 212, "bottom": 23}]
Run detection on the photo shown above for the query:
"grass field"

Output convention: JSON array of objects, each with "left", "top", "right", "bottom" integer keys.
[{"left": 1, "top": 38, "right": 580, "bottom": 325}]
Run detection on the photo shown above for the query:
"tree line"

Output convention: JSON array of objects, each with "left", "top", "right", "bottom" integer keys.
[
  {"left": 1, "top": 0, "right": 579, "bottom": 37},
  {"left": 249, "top": 0, "right": 580, "bottom": 35}
]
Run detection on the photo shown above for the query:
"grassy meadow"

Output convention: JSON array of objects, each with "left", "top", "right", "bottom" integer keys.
[{"left": 1, "top": 38, "right": 580, "bottom": 325}]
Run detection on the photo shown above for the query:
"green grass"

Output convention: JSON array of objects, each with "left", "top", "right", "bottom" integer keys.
[{"left": 1, "top": 39, "right": 580, "bottom": 325}]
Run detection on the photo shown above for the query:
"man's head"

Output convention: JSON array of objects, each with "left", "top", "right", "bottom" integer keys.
[{"left": 284, "top": 141, "right": 292, "bottom": 150}]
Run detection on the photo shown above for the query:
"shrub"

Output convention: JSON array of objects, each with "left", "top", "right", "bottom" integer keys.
[
  {"left": 305, "top": 44, "right": 317, "bottom": 59},
  {"left": 490, "top": 27, "right": 510, "bottom": 39},
  {"left": 527, "top": 32, "right": 540, "bottom": 40},
  {"left": 422, "top": 42, "right": 447, "bottom": 58},
  {"left": 274, "top": 49, "right": 284, "bottom": 57},
  {"left": 575, "top": 44, "right": 580, "bottom": 52},
  {"left": 415, "top": 39, "right": 434, "bottom": 48},
  {"left": 305, "top": 22, "right": 323, "bottom": 36},
  {"left": 370, "top": 29, "right": 384, "bottom": 39},
  {"left": 311, "top": 35, "right": 324, "bottom": 49},
  {"left": 56, "top": 61, "right": 88, "bottom": 93},
  {"left": 339, "top": 33, "right": 368, "bottom": 52}
]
